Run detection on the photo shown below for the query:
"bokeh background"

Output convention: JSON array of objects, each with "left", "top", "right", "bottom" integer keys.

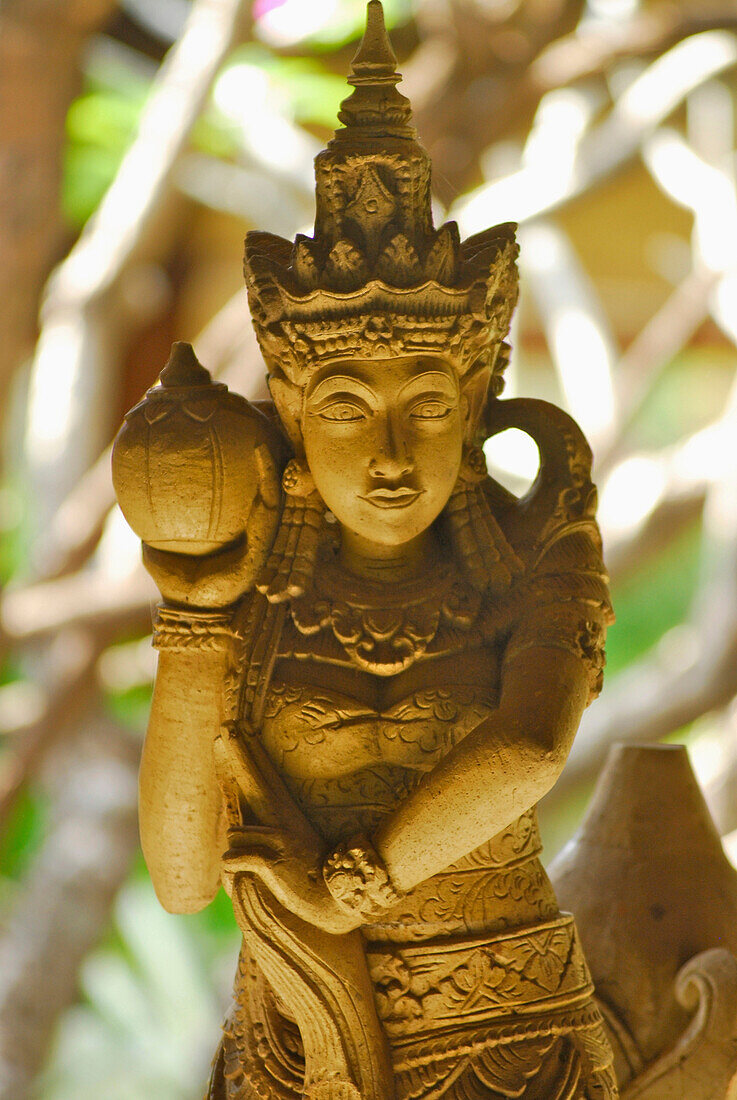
[{"left": 1, "top": 0, "right": 737, "bottom": 1096}]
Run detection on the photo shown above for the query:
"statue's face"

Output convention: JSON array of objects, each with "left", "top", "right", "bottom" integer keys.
[{"left": 302, "top": 356, "right": 463, "bottom": 547}]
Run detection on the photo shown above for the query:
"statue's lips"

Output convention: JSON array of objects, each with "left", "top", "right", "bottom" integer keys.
[{"left": 360, "top": 487, "right": 424, "bottom": 509}]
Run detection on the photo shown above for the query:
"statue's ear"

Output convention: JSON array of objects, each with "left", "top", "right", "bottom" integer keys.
[
  {"left": 268, "top": 375, "right": 304, "bottom": 453},
  {"left": 461, "top": 351, "right": 496, "bottom": 444}
]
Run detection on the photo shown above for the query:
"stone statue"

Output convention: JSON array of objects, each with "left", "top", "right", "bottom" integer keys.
[{"left": 112, "top": 3, "right": 619, "bottom": 1096}]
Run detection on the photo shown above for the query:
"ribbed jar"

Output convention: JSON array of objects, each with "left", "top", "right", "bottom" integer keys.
[{"left": 112, "top": 342, "right": 273, "bottom": 555}]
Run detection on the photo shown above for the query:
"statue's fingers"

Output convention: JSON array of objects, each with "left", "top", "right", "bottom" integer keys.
[
  {"left": 220, "top": 865, "right": 261, "bottom": 899},
  {"left": 221, "top": 848, "right": 274, "bottom": 877},
  {"left": 142, "top": 541, "right": 192, "bottom": 579},
  {"left": 255, "top": 441, "right": 281, "bottom": 510},
  {"left": 226, "top": 824, "right": 287, "bottom": 851}
]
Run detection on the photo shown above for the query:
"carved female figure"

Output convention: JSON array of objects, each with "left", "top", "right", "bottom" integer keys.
[{"left": 115, "top": 4, "right": 618, "bottom": 1097}]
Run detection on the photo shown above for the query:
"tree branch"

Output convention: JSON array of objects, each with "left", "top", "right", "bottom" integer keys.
[
  {"left": 0, "top": 0, "right": 117, "bottom": 407},
  {"left": 595, "top": 268, "right": 717, "bottom": 477},
  {"left": 24, "top": 0, "right": 254, "bottom": 547},
  {"left": 37, "top": 287, "right": 268, "bottom": 586},
  {"left": 454, "top": 31, "right": 737, "bottom": 231},
  {"left": 0, "top": 631, "right": 100, "bottom": 827},
  {"left": 532, "top": 3, "right": 737, "bottom": 91},
  {"left": 0, "top": 710, "right": 139, "bottom": 1099},
  {"left": 549, "top": 379, "right": 737, "bottom": 805}
]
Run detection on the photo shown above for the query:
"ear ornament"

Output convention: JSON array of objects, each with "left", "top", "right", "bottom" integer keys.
[
  {"left": 256, "top": 459, "right": 325, "bottom": 602},
  {"left": 446, "top": 444, "right": 523, "bottom": 596}
]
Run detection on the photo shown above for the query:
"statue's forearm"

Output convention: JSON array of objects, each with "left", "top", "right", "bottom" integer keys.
[
  {"left": 140, "top": 645, "right": 226, "bottom": 913},
  {"left": 374, "top": 647, "right": 589, "bottom": 894}
]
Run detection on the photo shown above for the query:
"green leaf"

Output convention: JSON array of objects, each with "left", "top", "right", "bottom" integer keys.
[
  {"left": 40, "top": 880, "right": 233, "bottom": 1100},
  {"left": 216, "top": 45, "right": 347, "bottom": 130},
  {"left": 105, "top": 682, "right": 153, "bottom": 735},
  {"left": 606, "top": 521, "right": 702, "bottom": 677},
  {"left": 0, "top": 785, "right": 48, "bottom": 881}
]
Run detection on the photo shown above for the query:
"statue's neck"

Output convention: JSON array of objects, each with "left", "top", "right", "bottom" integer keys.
[{"left": 338, "top": 527, "right": 436, "bottom": 583}]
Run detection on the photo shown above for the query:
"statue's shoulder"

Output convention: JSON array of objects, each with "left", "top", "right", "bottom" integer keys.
[
  {"left": 483, "top": 397, "right": 605, "bottom": 577},
  {"left": 480, "top": 401, "right": 614, "bottom": 699},
  {"left": 490, "top": 471, "right": 608, "bottom": 593}
]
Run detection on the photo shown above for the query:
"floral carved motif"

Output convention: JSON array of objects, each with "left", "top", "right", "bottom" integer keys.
[{"left": 368, "top": 915, "right": 593, "bottom": 1039}]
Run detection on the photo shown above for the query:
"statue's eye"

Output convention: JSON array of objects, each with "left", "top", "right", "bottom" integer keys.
[
  {"left": 319, "top": 401, "right": 365, "bottom": 422},
  {"left": 410, "top": 399, "right": 451, "bottom": 420}
]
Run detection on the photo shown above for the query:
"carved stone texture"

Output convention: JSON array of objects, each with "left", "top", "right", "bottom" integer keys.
[
  {"left": 113, "top": 2, "right": 628, "bottom": 1098},
  {"left": 550, "top": 743, "right": 737, "bottom": 1098}
]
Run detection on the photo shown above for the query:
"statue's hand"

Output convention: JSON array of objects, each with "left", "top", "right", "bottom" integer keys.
[
  {"left": 142, "top": 535, "right": 255, "bottom": 608},
  {"left": 221, "top": 825, "right": 362, "bottom": 935},
  {"left": 140, "top": 438, "right": 282, "bottom": 607}
]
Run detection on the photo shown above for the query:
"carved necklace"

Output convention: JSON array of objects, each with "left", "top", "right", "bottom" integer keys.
[{"left": 290, "top": 548, "right": 482, "bottom": 676}]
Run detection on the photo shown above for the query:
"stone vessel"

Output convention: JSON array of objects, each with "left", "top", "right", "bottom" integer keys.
[
  {"left": 550, "top": 743, "right": 737, "bottom": 1098},
  {"left": 113, "top": 341, "right": 279, "bottom": 556}
]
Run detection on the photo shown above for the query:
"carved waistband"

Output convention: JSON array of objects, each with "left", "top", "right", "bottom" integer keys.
[{"left": 366, "top": 913, "right": 593, "bottom": 1043}]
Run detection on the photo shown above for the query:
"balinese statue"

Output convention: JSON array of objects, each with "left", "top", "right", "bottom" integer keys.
[{"left": 113, "top": 4, "right": 619, "bottom": 1097}]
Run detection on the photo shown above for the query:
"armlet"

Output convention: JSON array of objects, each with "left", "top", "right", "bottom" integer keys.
[{"left": 152, "top": 605, "right": 235, "bottom": 653}]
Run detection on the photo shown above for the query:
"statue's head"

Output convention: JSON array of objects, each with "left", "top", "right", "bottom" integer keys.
[{"left": 246, "top": 1, "right": 521, "bottom": 597}]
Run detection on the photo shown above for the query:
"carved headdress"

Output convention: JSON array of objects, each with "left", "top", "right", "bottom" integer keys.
[
  {"left": 247, "top": 1, "right": 527, "bottom": 604},
  {"left": 244, "top": 0, "right": 518, "bottom": 390}
]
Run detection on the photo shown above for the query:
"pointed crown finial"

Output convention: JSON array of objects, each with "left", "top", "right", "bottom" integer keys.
[
  {"left": 336, "top": 1, "right": 413, "bottom": 136},
  {"left": 349, "top": 1, "right": 398, "bottom": 84},
  {"left": 159, "top": 341, "right": 211, "bottom": 388}
]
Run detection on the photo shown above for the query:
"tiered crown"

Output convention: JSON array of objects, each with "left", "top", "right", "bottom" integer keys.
[{"left": 244, "top": 0, "right": 518, "bottom": 385}]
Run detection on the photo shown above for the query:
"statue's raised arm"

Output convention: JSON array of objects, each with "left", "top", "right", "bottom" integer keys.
[
  {"left": 113, "top": 3, "right": 620, "bottom": 1097},
  {"left": 112, "top": 341, "right": 285, "bottom": 912}
]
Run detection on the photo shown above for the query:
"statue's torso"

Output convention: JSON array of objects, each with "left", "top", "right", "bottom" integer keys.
[
  {"left": 214, "top": 505, "right": 616, "bottom": 1099},
  {"left": 262, "top": 618, "right": 560, "bottom": 944}
]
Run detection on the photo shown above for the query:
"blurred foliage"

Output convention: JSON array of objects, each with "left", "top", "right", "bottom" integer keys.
[
  {"left": 606, "top": 521, "right": 702, "bottom": 676},
  {"left": 254, "top": 0, "right": 412, "bottom": 49},
  {"left": 222, "top": 46, "right": 347, "bottom": 128},
  {"left": 38, "top": 880, "right": 232, "bottom": 1100},
  {"left": 0, "top": 787, "right": 48, "bottom": 883},
  {"left": 105, "top": 682, "right": 154, "bottom": 734},
  {"left": 628, "top": 347, "right": 737, "bottom": 451},
  {"left": 62, "top": 0, "right": 412, "bottom": 226},
  {"left": 63, "top": 49, "right": 150, "bottom": 227},
  {"left": 0, "top": 482, "right": 30, "bottom": 585}
]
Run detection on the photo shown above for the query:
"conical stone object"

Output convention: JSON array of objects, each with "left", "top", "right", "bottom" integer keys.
[{"left": 550, "top": 743, "right": 737, "bottom": 1070}]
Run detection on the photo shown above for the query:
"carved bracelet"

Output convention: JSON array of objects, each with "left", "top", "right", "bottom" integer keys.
[
  {"left": 152, "top": 605, "right": 234, "bottom": 653},
  {"left": 323, "top": 835, "right": 402, "bottom": 920}
]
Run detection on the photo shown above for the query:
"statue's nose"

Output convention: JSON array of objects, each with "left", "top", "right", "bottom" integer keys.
[
  {"left": 369, "top": 414, "right": 414, "bottom": 479},
  {"left": 369, "top": 454, "right": 413, "bottom": 479}
]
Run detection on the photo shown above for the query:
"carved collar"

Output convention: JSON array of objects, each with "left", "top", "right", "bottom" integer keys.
[{"left": 290, "top": 550, "right": 482, "bottom": 676}]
